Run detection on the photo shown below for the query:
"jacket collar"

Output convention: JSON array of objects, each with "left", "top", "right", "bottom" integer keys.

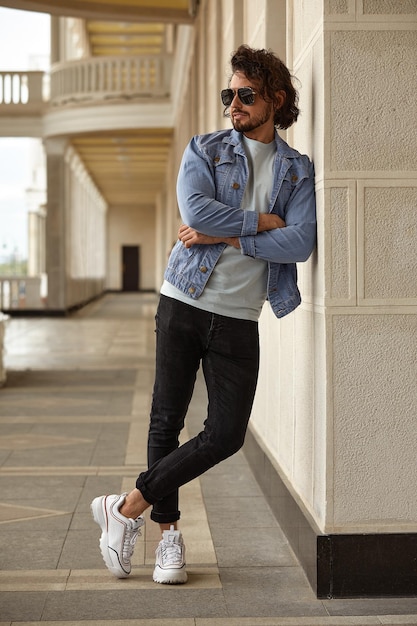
[{"left": 224, "top": 128, "right": 299, "bottom": 158}]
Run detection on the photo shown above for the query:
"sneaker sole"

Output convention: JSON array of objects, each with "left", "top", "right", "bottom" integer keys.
[
  {"left": 153, "top": 566, "right": 188, "bottom": 584},
  {"left": 90, "top": 496, "right": 130, "bottom": 579}
]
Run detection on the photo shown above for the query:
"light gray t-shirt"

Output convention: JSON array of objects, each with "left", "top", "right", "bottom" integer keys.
[{"left": 161, "top": 135, "right": 276, "bottom": 321}]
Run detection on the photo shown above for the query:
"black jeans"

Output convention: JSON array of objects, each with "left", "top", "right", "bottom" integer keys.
[{"left": 136, "top": 295, "right": 260, "bottom": 524}]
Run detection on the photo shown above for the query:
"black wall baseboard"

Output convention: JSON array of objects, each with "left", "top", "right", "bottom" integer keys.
[{"left": 243, "top": 427, "right": 417, "bottom": 599}]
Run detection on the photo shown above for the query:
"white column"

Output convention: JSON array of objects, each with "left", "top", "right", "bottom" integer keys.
[{"left": 44, "top": 137, "right": 68, "bottom": 310}]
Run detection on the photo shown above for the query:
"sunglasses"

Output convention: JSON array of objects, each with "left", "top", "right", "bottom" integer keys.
[{"left": 220, "top": 87, "right": 257, "bottom": 107}]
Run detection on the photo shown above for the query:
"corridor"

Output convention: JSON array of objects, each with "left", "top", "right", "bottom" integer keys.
[{"left": 1, "top": 293, "right": 417, "bottom": 625}]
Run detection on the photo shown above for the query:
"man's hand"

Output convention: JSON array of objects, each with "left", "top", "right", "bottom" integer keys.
[
  {"left": 179, "top": 225, "right": 241, "bottom": 249},
  {"left": 178, "top": 214, "right": 285, "bottom": 249},
  {"left": 178, "top": 225, "right": 223, "bottom": 248}
]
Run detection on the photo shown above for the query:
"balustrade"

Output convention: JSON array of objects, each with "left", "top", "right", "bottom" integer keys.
[
  {"left": 0, "top": 311, "right": 8, "bottom": 385},
  {"left": 0, "top": 71, "right": 45, "bottom": 107},
  {"left": 0, "top": 276, "right": 45, "bottom": 311},
  {"left": 50, "top": 55, "right": 172, "bottom": 105},
  {"left": 0, "top": 55, "right": 172, "bottom": 112}
]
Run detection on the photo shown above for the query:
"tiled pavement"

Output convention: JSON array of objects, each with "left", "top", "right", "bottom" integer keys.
[{"left": 1, "top": 292, "right": 417, "bottom": 626}]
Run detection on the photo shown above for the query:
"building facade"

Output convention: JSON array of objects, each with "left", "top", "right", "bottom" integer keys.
[{"left": 0, "top": 0, "right": 416, "bottom": 597}]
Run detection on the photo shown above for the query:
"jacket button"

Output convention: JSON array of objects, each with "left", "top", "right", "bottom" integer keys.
[
  {"left": 200, "top": 266, "right": 207, "bottom": 273},
  {"left": 232, "top": 182, "right": 240, "bottom": 189},
  {"left": 291, "top": 175, "right": 298, "bottom": 183},
  {"left": 214, "top": 156, "right": 220, "bottom": 163},
  {"left": 188, "top": 287, "right": 196, "bottom": 294}
]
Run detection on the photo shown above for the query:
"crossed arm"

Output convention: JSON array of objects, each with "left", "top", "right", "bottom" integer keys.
[{"left": 178, "top": 213, "right": 285, "bottom": 249}]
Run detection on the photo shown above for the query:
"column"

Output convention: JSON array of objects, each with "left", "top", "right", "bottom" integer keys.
[
  {"left": 319, "top": 0, "right": 417, "bottom": 598},
  {"left": 241, "top": 0, "right": 417, "bottom": 599},
  {"left": 44, "top": 137, "right": 68, "bottom": 311}
]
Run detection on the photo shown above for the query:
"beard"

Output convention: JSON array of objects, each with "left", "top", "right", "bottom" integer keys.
[{"left": 231, "top": 103, "right": 274, "bottom": 133}]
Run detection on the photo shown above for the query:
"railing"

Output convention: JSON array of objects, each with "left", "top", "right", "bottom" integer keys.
[
  {"left": 50, "top": 55, "right": 173, "bottom": 106},
  {"left": 0, "top": 55, "right": 172, "bottom": 112},
  {"left": 0, "top": 71, "right": 46, "bottom": 109},
  {"left": 0, "top": 276, "right": 46, "bottom": 311},
  {"left": 0, "top": 311, "right": 8, "bottom": 385}
]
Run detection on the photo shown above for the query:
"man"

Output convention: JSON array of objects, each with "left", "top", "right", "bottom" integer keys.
[{"left": 91, "top": 44, "right": 316, "bottom": 584}]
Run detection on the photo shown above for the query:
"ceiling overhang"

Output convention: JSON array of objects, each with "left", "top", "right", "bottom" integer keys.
[
  {"left": 0, "top": 0, "right": 196, "bottom": 23},
  {"left": 71, "top": 128, "right": 173, "bottom": 207}
]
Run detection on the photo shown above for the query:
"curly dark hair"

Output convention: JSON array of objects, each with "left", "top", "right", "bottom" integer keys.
[{"left": 226, "top": 44, "right": 299, "bottom": 130}]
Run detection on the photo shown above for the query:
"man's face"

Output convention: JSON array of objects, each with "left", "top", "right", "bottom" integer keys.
[{"left": 229, "top": 71, "right": 275, "bottom": 140}]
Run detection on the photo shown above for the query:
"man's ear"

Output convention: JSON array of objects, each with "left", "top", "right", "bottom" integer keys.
[{"left": 274, "top": 90, "right": 286, "bottom": 110}]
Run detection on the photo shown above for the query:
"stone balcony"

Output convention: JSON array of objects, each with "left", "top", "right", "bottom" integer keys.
[
  {"left": 0, "top": 53, "right": 174, "bottom": 137},
  {"left": 0, "top": 54, "right": 172, "bottom": 109}
]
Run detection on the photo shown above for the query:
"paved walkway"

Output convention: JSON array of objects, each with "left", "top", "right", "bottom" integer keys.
[{"left": 1, "top": 292, "right": 417, "bottom": 626}]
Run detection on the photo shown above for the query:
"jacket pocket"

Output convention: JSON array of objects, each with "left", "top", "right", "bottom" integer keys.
[{"left": 213, "top": 153, "right": 243, "bottom": 202}]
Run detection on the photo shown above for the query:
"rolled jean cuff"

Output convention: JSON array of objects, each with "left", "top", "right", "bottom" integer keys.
[
  {"left": 136, "top": 474, "right": 158, "bottom": 506},
  {"left": 150, "top": 509, "right": 181, "bottom": 524}
]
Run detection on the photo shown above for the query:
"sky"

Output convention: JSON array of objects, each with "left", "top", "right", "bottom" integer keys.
[{"left": 0, "top": 7, "right": 50, "bottom": 260}]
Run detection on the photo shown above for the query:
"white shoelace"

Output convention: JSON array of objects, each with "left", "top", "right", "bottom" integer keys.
[
  {"left": 160, "top": 540, "right": 183, "bottom": 566},
  {"left": 123, "top": 519, "right": 141, "bottom": 560}
]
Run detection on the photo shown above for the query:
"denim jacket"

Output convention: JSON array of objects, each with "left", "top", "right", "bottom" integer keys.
[{"left": 165, "top": 128, "right": 316, "bottom": 319}]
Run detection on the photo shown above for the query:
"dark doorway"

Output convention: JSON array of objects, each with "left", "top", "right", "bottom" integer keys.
[{"left": 122, "top": 245, "right": 140, "bottom": 291}]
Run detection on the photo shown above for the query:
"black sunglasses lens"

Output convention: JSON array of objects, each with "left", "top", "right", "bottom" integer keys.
[
  {"left": 221, "top": 88, "right": 255, "bottom": 106},
  {"left": 238, "top": 88, "right": 255, "bottom": 105},
  {"left": 221, "top": 89, "right": 233, "bottom": 106}
]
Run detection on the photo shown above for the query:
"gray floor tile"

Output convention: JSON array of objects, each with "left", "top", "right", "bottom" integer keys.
[
  {"left": 204, "top": 495, "right": 279, "bottom": 528},
  {"left": 0, "top": 592, "right": 47, "bottom": 621},
  {"left": 323, "top": 597, "right": 417, "bottom": 616},
  {"left": 211, "top": 526, "right": 297, "bottom": 567},
  {"left": 0, "top": 530, "right": 66, "bottom": 569},
  {"left": 3, "top": 446, "right": 95, "bottom": 467},
  {"left": 0, "top": 513, "right": 73, "bottom": 532},
  {"left": 0, "top": 475, "right": 85, "bottom": 505},
  {"left": 0, "top": 390, "right": 133, "bottom": 416},
  {"left": 200, "top": 463, "right": 263, "bottom": 499},
  {"left": 42, "top": 589, "right": 228, "bottom": 620},
  {"left": 219, "top": 566, "right": 326, "bottom": 617}
]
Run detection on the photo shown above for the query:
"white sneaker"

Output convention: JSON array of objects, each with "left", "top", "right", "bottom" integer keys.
[
  {"left": 91, "top": 493, "right": 144, "bottom": 578},
  {"left": 153, "top": 525, "right": 188, "bottom": 584}
]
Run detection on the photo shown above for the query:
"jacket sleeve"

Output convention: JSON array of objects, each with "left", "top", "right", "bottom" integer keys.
[
  {"left": 239, "top": 160, "right": 316, "bottom": 263},
  {"left": 176, "top": 137, "right": 258, "bottom": 238}
]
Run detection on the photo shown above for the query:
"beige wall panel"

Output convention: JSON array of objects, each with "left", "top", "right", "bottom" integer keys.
[
  {"left": 197, "top": 14, "right": 207, "bottom": 133},
  {"left": 259, "top": 307, "right": 284, "bottom": 458},
  {"left": 326, "top": 0, "right": 352, "bottom": 14},
  {"left": 311, "top": 37, "right": 325, "bottom": 177},
  {"left": 293, "top": 307, "right": 315, "bottom": 503},
  {"left": 298, "top": 251, "right": 319, "bottom": 305},
  {"left": 244, "top": 0, "right": 267, "bottom": 48},
  {"left": 291, "top": 0, "right": 323, "bottom": 63},
  {"left": 362, "top": 0, "right": 417, "bottom": 14},
  {"left": 329, "top": 30, "right": 417, "bottom": 172},
  {"left": 291, "top": 48, "right": 315, "bottom": 157},
  {"left": 252, "top": 306, "right": 296, "bottom": 479},
  {"left": 324, "top": 183, "right": 356, "bottom": 304},
  {"left": 358, "top": 183, "right": 417, "bottom": 303},
  {"left": 107, "top": 205, "right": 156, "bottom": 291},
  {"left": 332, "top": 313, "right": 417, "bottom": 531},
  {"left": 290, "top": 41, "right": 323, "bottom": 306},
  {"left": 219, "top": 1, "right": 240, "bottom": 132},
  {"left": 265, "top": 0, "right": 286, "bottom": 60},
  {"left": 253, "top": 304, "right": 328, "bottom": 528},
  {"left": 309, "top": 186, "right": 324, "bottom": 303},
  {"left": 275, "top": 311, "right": 297, "bottom": 477},
  {"left": 206, "top": 0, "right": 221, "bottom": 132},
  {"left": 312, "top": 309, "right": 328, "bottom": 528},
  {"left": 221, "top": 0, "right": 243, "bottom": 70}
]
